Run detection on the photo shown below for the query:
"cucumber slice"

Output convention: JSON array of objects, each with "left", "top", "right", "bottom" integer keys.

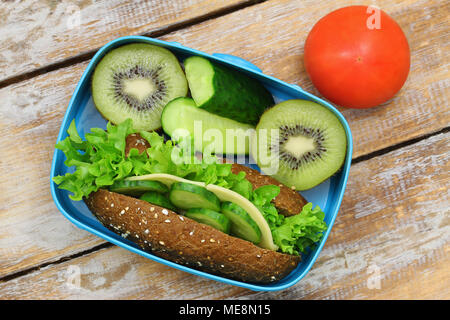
[
  {"left": 184, "top": 56, "right": 274, "bottom": 125},
  {"left": 126, "top": 173, "right": 205, "bottom": 188},
  {"left": 140, "top": 191, "right": 176, "bottom": 211},
  {"left": 110, "top": 179, "right": 168, "bottom": 196},
  {"left": 221, "top": 201, "right": 261, "bottom": 244},
  {"left": 169, "top": 182, "right": 221, "bottom": 211},
  {"left": 206, "top": 184, "right": 277, "bottom": 250},
  {"left": 161, "top": 97, "right": 254, "bottom": 155},
  {"left": 185, "top": 208, "right": 231, "bottom": 234}
]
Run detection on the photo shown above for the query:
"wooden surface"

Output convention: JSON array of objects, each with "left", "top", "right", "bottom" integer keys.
[{"left": 0, "top": 0, "right": 448, "bottom": 300}]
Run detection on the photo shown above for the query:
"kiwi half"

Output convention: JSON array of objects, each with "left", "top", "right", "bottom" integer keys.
[
  {"left": 91, "top": 43, "right": 188, "bottom": 131},
  {"left": 251, "top": 99, "right": 347, "bottom": 190}
]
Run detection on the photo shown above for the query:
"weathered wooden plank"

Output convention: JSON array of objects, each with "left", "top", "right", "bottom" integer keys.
[
  {"left": 1, "top": 132, "right": 448, "bottom": 299},
  {"left": 0, "top": 0, "right": 253, "bottom": 82},
  {"left": 159, "top": 0, "right": 450, "bottom": 158},
  {"left": 0, "top": 61, "right": 109, "bottom": 278},
  {"left": 0, "top": 0, "right": 448, "bottom": 294}
]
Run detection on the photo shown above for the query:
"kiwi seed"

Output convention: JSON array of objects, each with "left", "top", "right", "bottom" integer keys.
[
  {"left": 272, "top": 124, "right": 327, "bottom": 170},
  {"left": 252, "top": 99, "right": 347, "bottom": 191},
  {"left": 112, "top": 65, "right": 167, "bottom": 112},
  {"left": 91, "top": 43, "right": 188, "bottom": 131}
]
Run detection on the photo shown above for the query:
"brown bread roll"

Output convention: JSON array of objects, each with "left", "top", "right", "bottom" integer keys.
[{"left": 230, "top": 163, "right": 307, "bottom": 216}]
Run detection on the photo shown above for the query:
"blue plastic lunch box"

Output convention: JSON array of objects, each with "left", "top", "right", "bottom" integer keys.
[{"left": 50, "top": 35, "right": 353, "bottom": 292}]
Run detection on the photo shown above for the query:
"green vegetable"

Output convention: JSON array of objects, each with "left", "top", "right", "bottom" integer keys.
[
  {"left": 140, "top": 191, "right": 177, "bottom": 211},
  {"left": 161, "top": 97, "right": 254, "bottom": 155},
  {"left": 53, "top": 119, "right": 136, "bottom": 201},
  {"left": 272, "top": 203, "right": 328, "bottom": 255},
  {"left": 185, "top": 208, "right": 231, "bottom": 234},
  {"left": 169, "top": 182, "right": 221, "bottom": 211},
  {"left": 184, "top": 56, "right": 274, "bottom": 125},
  {"left": 53, "top": 119, "right": 327, "bottom": 254},
  {"left": 53, "top": 119, "right": 242, "bottom": 201},
  {"left": 221, "top": 201, "right": 261, "bottom": 244},
  {"left": 110, "top": 179, "right": 168, "bottom": 196}
]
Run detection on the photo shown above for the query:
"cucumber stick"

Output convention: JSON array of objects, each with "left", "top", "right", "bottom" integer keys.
[
  {"left": 161, "top": 97, "right": 253, "bottom": 155},
  {"left": 184, "top": 56, "right": 274, "bottom": 126}
]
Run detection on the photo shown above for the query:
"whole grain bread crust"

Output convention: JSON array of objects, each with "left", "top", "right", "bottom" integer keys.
[
  {"left": 85, "top": 189, "right": 300, "bottom": 284},
  {"left": 230, "top": 163, "right": 307, "bottom": 216}
]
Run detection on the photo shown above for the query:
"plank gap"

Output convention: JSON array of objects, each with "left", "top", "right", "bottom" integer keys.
[
  {"left": 0, "top": 0, "right": 267, "bottom": 90},
  {"left": 352, "top": 126, "right": 450, "bottom": 165},
  {"left": 0, "top": 242, "right": 113, "bottom": 283}
]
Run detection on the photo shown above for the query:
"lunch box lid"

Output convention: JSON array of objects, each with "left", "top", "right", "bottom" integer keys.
[{"left": 50, "top": 35, "right": 353, "bottom": 292}]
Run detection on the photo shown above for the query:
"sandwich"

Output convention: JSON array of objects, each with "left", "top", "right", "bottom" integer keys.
[{"left": 53, "top": 119, "right": 327, "bottom": 284}]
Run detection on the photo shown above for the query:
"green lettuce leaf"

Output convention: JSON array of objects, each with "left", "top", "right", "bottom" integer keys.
[
  {"left": 53, "top": 120, "right": 247, "bottom": 200},
  {"left": 272, "top": 203, "right": 327, "bottom": 255},
  {"left": 251, "top": 185, "right": 284, "bottom": 229},
  {"left": 53, "top": 119, "right": 135, "bottom": 200}
]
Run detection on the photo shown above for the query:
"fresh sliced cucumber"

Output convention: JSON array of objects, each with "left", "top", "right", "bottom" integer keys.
[
  {"left": 184, "top": 56, "right": 274, "bottom": 125},
  {"left": 161, "top": 97, "right": 254, "bottom": 155},
  {"left": 221, "top": 201, "right": 261, "bottom": 244},
  {"left": 185, "top": 208, "right": 231, "bottom": 234},
  {"left": 206, "top": 184, "right": 276, "bottom": 250},
  {"left": 139, "top": 191, "right": 176, "bottom": 211},
  {"left": 110, "top": 179, "right": 168, "bottom": 196},
  {"left": 169, "top": 182, "right": 221, "bottom": 211},
  {"left": 126, "top": 173, "right": 205, "bottom": 188}
]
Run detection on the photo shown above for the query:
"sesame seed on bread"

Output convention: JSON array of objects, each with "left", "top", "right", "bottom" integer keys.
[{"left": 85, "top": 189, "right": 300, "bottom": 284}]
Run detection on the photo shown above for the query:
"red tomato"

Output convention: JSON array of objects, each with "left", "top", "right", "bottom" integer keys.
[{"left": 304, "top": 6, "right": 410, "bottom": 109}]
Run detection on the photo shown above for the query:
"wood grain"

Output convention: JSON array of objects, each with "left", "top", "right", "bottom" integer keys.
[
  {"left": 0, "top": 61, "right": 108, "bottom": 278},
  {"left": 0, "top": 0, "right": 253, "bottom": 82},
  {"left": 0, "top": 0, "right": 448, "bottom": 299},
  {"left": 1, "top": 132, "right": 448, "bottom": 299}
]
